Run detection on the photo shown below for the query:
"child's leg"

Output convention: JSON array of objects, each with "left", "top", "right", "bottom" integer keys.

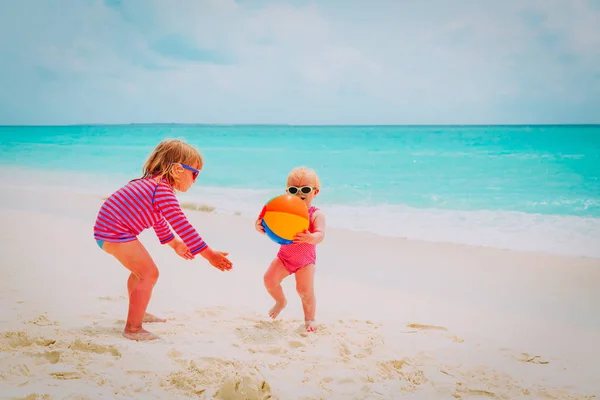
[
  {"left": 294, "top": 264, "right": 317, "bottom": 332},
  {"left": 102, "top": 240, "right": 160, "bottom": 341},
  {"left": 263, "top": 257, "right": 290, "bottom": 318},
  {"left": 126, "top": 273, "right": 166, "bottom": 323}
]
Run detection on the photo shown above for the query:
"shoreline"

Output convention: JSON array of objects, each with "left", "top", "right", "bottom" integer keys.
[
  {"left": 5, "top": 176, "right": 600, "bottom": 261},
  {"left": 1, "top": 165, "right": 599, "bottom": 260}
]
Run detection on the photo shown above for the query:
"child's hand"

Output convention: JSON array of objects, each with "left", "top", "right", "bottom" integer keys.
[
  {"left": 202, "top": 248, "right": 233, "bottom": 271},
  {"left": 170, "top": 237, "right": 194, "bottom": 260},
  {"left": 255, "top": 219, "right": 266, "bottom": 234},
  {"left": 255, "top": 206, "right": 266, "bottom": 235},
  {"left": 293, "top": 230, "right": 314, "bottom": 244}
]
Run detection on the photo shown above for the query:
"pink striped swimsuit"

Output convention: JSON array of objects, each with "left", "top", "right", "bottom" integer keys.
[
  {"left": 278, "top": 205, "right": 319, "bottom": 274},
  {"left": 93, "top": 177, "right": 207, "bottom": 255}
]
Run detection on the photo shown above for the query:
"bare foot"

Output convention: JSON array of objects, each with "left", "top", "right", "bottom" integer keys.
[
  {"left": 269, "top": 300, "right": 287, "bottom": 319},
  {"left": 122, "top": 328, "right": 159, "bottom": 341},
  {"left": 305, "top": 320, "right": 317, "bottom": 332},
  {"left": 143, "top": 313, "right": 166, "bottom": 323}
]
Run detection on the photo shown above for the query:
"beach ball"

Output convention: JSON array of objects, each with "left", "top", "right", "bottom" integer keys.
[{"left": 260, "top": 194, "right": 309, "bottom": 245}]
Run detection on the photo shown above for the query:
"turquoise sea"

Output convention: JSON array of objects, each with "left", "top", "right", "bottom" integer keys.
[{"left": 1, "top": 124, "right": 599, "bottom": 257}]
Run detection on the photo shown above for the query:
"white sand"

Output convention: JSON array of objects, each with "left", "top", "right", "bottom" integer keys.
[{"left": 1, "top": 186, "right": 599, "bottom": 399}]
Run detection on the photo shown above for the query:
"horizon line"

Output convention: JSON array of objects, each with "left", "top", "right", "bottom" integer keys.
[{"left": 1, "top": 123, "right": 600, "bottom": 128}]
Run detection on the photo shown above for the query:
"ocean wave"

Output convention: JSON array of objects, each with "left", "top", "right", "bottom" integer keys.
[
  {"left": 321, "top": 204, "right": 600, "bottom": 258},
  {"left": 2, "top": 167, "right": 598, "bottom": 258}
]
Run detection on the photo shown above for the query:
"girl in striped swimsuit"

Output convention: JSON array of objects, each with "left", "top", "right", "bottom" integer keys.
[
  {"left": 255, "top": 167, "right": 327, "bottom": 332},
  {"left": 93, "top": 139, "right": 233, "bottom": 341}
]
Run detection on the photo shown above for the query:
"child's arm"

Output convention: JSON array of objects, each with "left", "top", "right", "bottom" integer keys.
[
  {"left": 152, "top": 218, "right": 188, "bottom": 252},
  {"left": 309, "top": 210, "right": 326, "bottom": 244},
  {"left": 152, "top": 185, "right": 207, "bottom": 255},
  {"left": 293, "top": 210, "right": 326, "bottom": 244},
  {"left": 152, "top": 218, "right": 194, "bottom": 259},
  {"left": 153, "top": 183, "right": 232, "bottom": 270},
  {"left": 152, "top": 217, "right": 175, "bottom": 245}
]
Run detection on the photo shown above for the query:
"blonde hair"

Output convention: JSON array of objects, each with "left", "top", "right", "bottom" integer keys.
[
  {"left": 287, "top": 166, "right": 321, "bottom": 189},
  {"left": 141, "top": 139, "right": 203, "bottom": 187}
]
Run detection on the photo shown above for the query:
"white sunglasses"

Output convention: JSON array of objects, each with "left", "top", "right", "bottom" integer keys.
[{"left": 287, "top": 186, "right": 315, "bottom": 195}]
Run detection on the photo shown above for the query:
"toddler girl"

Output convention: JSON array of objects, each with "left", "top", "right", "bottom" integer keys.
[
  {"left": 255, "top": 167, "right": 326, "bottom": 332},
  {"left": 93, "top": 139, "right": 232, "bottom": 341}
]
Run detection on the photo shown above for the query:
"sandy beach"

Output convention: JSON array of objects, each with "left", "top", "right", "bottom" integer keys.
[{"left": 1, "top": 184, "right": 599, "bottom": 400}]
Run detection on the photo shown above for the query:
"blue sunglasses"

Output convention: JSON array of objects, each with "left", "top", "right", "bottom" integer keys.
[{"left": 172, "top": 163, "right": 199, "bottom": 180}]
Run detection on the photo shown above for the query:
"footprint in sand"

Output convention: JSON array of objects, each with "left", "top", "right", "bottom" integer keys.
[
  {"left": 68, "top": 339, "right": 121, "bottom": 358},
  {"left": 288, "top": 340, "right": 304, "bottom": 349},
  {"left": 443, "top": 365, "right": 549, "bottom": 399},
  {"left": 334, "top": 321, "right": 384, "bottom": 361},
  {"left": 162, "top": 358, "right": 271, "bottom": 399},
  {"left": 1, "top": 331, "right": 35, "bottom": 350},
  {"left": 234, "top": 319, "right": 288, "bottom": 346},
  {"left": 336, "top": 338, "right": 365, "bottom": 360},
  {"left": 376, "top": 358, "right": 428, "bottom": 386},
  {"left": 34, "top": 350, "right": 62, "bottom": 364},
  {"left": 215, "top": 374, "right": 272, "bottom": 400},
  {"left": 0, "top": 331, "right": 55, "bottom": 351},
  {"left": 19, "top": 338, "right": 121, "bottom": 370},
  {"left": 233, "top": 319, "right": 314, "bottom": 358},
  {"left": 271, "top": 346, "right": 291, "bottom": 355},
  {"left": 167, "top": 348, "right": 184, "bottom": 359},
  {"left": 5, "top": 363, "right": 32, "bottom": 378},
  {"left": 224, "top": 316, "right": 338, "bottom": 360},
  {"left": 340, "top": 337, "right": 379, "bottom": 359},
  {"left": 338, "top": 342, "right": 353, "bottom": 359}
]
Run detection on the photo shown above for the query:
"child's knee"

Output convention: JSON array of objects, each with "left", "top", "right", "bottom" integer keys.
[
  {"left": 263, "top": 273, "right": 276, "bottom": 288},
  {"left": 296, "top": 287, "right": 314, "bottom": 301},
  {"left": 141, "top": 267, "right": 159, "bottom": 284}
]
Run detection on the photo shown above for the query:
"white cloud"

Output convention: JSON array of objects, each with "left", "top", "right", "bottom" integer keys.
[{"left": 0, "top": 0, "right": 598, "bottom": 124}]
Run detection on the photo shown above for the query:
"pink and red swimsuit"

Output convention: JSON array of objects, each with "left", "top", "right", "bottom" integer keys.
[
  {"left": 93, "top": 177, "right": 207, "bottom": 255},
  {"left": 278, "top": 205, "right": 319, "bottom": 274}
]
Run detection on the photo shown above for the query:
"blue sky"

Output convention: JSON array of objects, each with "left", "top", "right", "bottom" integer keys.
[{"left": 0, "top": 0, "right": 599, "bottom": 125}]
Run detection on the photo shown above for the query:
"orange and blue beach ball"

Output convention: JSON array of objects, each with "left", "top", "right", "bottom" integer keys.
[{"left": 260, "top": 194, "right": 309, "bottom": 245}]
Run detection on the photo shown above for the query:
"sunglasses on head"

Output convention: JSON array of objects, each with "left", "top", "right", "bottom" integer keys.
[
  {"left": 172, "top": 162, "right": 199, "bottom": 180},
  {"left": 287, "top": 186, "right": 315, "bottom": 195}
]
